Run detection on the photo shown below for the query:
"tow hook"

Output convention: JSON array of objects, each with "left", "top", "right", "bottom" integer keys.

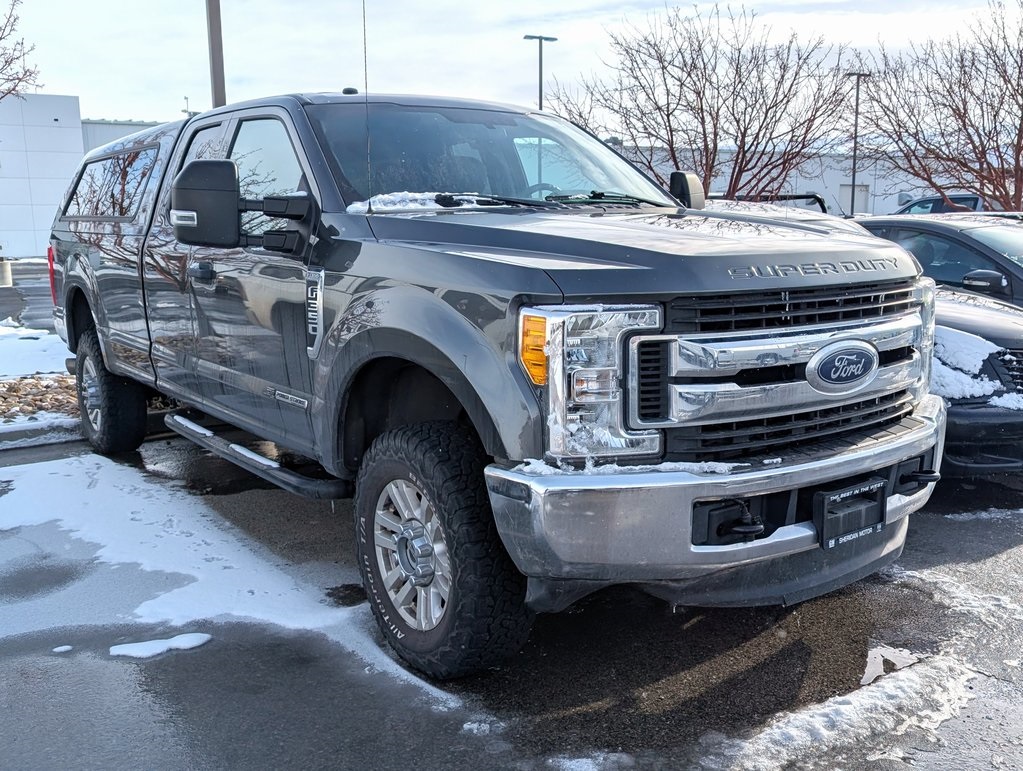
[
  {"left": 899, "top": 469, "right": 941, "bottom": 486},
  {"left": 718, "top": 500, "right": 765, "bottom": 542}
]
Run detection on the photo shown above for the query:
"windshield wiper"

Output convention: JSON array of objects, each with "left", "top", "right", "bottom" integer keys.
[
  {"left": 545, "top": 191, "right": 673, "bottom": 207},
  {"left": 434, "top": 193, "right": 564, "bottom": 209}
]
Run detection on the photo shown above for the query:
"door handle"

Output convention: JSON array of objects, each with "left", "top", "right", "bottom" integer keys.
[{"left": 187, "top": 261, "right": 216, "bottom": 282}]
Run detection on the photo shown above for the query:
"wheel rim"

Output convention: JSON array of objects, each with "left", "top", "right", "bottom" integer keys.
[
  {"left": 79, "top": 356, "right": 102, "bottom": 432},
  {"left": 373, "top": 479, "right": 451, "bottom": 631}
]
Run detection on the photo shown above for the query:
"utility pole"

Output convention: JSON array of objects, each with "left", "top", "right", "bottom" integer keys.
[{"left": 206, "top": 0, "right": 227, "bottom": 108}]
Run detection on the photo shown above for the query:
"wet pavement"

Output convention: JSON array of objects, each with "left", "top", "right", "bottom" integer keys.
[
  {"left": 2, "top": 259, "right": 1022, "bottom": 767},
  {"left": 3, "top": 436, "right": 1022, "bottom": 769}
]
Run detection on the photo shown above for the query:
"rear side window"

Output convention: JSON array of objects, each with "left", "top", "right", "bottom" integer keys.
[{"left": 64, "top": 147, "right": 159, "bottom": 219}]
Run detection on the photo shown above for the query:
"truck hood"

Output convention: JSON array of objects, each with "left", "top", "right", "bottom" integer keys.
[
  {"left": 363, "top": 207, "right": 917, "bottom": 298},
  {"left": 935, "top": 288, "right": 1023, "bottom": 348}
]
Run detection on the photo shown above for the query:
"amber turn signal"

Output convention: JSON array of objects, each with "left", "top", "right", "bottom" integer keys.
[{"left": 520, "top": 315, "right": 548, "bottom": 385}]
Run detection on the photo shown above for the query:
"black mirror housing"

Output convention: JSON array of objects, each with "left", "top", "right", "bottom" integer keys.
[
  {"left": 171, "top": 160, "right": 241, "bottom": 247},
  {"left": 962, "top": 269, "right": 1009, "bottom": 295},
  {"left": 262, "top": 193, "right": 312, "bottom": 220}
]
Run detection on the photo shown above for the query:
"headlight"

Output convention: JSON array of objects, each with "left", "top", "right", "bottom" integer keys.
[
  {"left": 912, "top": 277, "right": 935, "bottom": 404},
  {"left": 519, "top": 305, "right": 662, "bottom": 460}
]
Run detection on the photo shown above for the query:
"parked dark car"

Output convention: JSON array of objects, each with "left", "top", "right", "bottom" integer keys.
[
  {"left": 892, "top": 193, "right": 999, "bottom": 214},
  {"left": 932, "top": 289, "right": 1023, "bottom": 475},
  {"left": 861, "top": 214, "right": 1023, "bottom": 307}
]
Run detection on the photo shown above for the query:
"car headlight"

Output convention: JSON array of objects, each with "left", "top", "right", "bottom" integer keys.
[{"left": 519, "top": 305, "right": 662, "bottom": 460}]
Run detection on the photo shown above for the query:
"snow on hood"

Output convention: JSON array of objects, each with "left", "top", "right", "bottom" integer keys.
[
  {"left": 930, "top": 326, "right": 1004, "bottom": 400},
  {"left": 933, "top": 326, "right": 1002, "bottom": 375},
  {"left": 346, "top": 191, "right": 451, "bottom": 214}
]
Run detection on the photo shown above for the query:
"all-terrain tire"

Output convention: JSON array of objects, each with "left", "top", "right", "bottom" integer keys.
[
  {"left": 355, "top": 421, "right": 533, "bottom": 679},
  {"left": 75, "top": 329, "right": 148, "bottom": 454}
]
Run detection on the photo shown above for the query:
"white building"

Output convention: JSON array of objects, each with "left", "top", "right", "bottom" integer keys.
[{"left": 0, "top": 94, "right": 157, "bottom": 257}]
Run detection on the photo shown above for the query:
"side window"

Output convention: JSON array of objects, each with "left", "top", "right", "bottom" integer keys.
[
  {"left": 64, "top": 148, "right": 159, "bottom": 219},
  {"left": 936, "top": 196, "right": 978, "bottom": 213},
  {"left": 181, "top": 124, "right": 227, "bottom": 166},
  {"left": 903, "top": 199, "right": 939, "bottom": 214},
  {"left": 229, "top": 118, "right": 305, "bottom": 234},
  {"left": 896, "top": 230, "right": 1000, "bottom": 286}
]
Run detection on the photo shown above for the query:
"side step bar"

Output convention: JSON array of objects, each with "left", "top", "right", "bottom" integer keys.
[{"left": 164, "top": 412, "right": 353, "bottom": 500}]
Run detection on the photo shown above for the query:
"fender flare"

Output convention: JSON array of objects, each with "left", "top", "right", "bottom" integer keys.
[{"left": 314, "top": 325, "right": 544, "bottom": 475}]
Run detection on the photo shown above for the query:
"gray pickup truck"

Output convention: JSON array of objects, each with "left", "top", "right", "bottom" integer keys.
[{"left": 50, "top": 93, "right": 945, "bottom": 678}]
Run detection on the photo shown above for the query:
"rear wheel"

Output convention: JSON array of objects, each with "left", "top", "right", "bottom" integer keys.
[
  {"left": 355, "top": 422, "right": 532, "bottom": 679},
  {"left": 76, "top": 329, "right": 148, "bottom": 454}
]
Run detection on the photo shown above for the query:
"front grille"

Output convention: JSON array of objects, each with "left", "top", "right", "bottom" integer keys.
[
  {"left": 664, "top": 280, "right": 918, "bottom": 334},
  {"left": 636, "top": 340, "right": 669, "bottom": 420},
  {"left": 999, "top": 349, "right": 1023, "bottom": 390},
  {"left": 664, "top": 390, "right": 915, "bottom": 462}
]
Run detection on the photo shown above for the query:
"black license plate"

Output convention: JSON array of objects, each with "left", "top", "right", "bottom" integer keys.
[{"left": 813, "top": 477, "right": 887, "bottom": 550}]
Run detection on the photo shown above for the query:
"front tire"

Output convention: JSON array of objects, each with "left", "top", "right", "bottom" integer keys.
[
  {"left": 76, "top": 329, "right": 148, "bottom": 454},
  {"left": 355, "top": 422, "right": 532, "bottom": 679}
]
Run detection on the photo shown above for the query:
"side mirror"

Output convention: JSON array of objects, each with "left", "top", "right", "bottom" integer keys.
[
  {"left": 669, "top": 171, "right": 706, "bottom": 210},
  {"left": 962, "top": 269, "right": 1010, "bottom": 295},
  {"left": 171, "top": 160, "right": 240, "bottom": 247}
]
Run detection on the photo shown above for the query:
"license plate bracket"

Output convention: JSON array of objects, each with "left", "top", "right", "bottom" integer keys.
[{"left": 813, "top": 477, "right": 887, "bottom": 550}]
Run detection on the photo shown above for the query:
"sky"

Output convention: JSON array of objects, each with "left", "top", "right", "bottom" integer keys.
[{"left": 11, "top": 0, "right": 1000, "bottom": 123}]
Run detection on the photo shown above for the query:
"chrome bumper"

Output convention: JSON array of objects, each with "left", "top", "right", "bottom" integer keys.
[{"left": 485, "top": 394, "right": 945, "bottom": 592}]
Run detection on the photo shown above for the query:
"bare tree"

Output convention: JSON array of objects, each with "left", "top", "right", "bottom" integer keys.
[
  {"left": 548, "top": 4, "right": 851, "bottom": 198},
  {"left": 859, "top": 1, "right": 1023, "bottom": 210},
  {"left": 0, "top": 1, "right": 39, "bottom": 100}
]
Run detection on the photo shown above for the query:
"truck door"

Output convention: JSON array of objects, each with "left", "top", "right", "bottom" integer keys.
[
  {"left": 143, "top": 119, "right": 231, "bottom": 401},
  {"left": 188, "top": 112, "right": 317, "bottom": 445}
]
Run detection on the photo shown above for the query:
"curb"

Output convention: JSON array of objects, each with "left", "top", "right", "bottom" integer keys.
[{"left": 0, "top": 421, "right": 84, "bottom": 450}]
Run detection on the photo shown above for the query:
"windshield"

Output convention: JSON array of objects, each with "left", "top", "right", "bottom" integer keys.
[
  {"left": 968, "top": 224, "right": 1023, "bottom": 267},
  {"left": 305, "top": 102, "right": 676, "bottom": 210}
]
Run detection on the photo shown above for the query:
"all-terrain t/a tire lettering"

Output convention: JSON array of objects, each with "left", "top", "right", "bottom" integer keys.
[{"left": 355, "top": 422, "right": 533, "bottom": 679}]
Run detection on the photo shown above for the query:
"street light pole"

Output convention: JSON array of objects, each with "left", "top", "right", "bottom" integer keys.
[
  {"left": 523, "top": 34, "right": 557, "bottom": 110},
  {"left": 846, "top": 71, "right": 870, "bottom": 216},
  {"left": 206, "top": 0, "right": 227, "bottom": 108}
]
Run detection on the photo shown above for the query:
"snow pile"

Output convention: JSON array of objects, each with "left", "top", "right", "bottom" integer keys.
[
  {"left": 934, "top": 326, "right": 1001, "bottom": 374},
  {"left": 694, "top": 655, "right": 975, "bottom": 770},
  {"left": 930, "top": 357, "right": 1001, "bottom": 399},
  {"left": 0, "top": 317, "right": 70, "bottom": 378},
  {"left": 944, "top": 508, "right": 1021, "bottom": 523},
  {"left": 346, "top": 191, "right": 448, "bottom": 214},
  {"left": 109, "top": 632, "right": 212, "bottom": 659},
  {"left": 990, "top": 392, "right": 1023, "bottom": 410},
  {"left": 929, "top": 326, "right": 1004, "bottom": 399}
]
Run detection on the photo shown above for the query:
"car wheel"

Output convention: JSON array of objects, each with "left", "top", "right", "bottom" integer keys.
[
  {"left": 76, "top": 329, "right": 148, "bottom": 454},
  {"left": 355, "top": 422, "right": 532, "bottom": 679}
]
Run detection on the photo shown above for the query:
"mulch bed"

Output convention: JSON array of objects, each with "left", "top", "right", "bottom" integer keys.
[{"left": 0, "top": 375, "right": 79, "bottom": 422}]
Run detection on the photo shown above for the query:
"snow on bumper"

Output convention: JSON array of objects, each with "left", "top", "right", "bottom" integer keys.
[{"left": 485, "top": 394, "right": 945, "bottom": 602}]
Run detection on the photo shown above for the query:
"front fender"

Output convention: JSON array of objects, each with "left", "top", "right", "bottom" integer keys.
[{"left": 312, "top": 288, "right": 545, "bottom": 473}]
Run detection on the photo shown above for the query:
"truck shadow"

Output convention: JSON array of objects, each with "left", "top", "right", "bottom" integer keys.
[{"left": 449, "top": 578, "right": 955, "bottom": 759}]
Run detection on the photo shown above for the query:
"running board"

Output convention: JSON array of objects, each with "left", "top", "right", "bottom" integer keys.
[{"left": 164, "top": 412, "right": 352, "bottom": 499}]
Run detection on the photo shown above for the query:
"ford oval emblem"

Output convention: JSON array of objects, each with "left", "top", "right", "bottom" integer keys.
[{"left": 806, "top": 341, "right": 880, "bottom": 394}]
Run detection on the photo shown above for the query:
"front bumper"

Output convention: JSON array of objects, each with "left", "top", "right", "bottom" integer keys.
[
  {"left": 485, "top": 394, "right": 945, "bottom": 609},
  {"left": 943, "top": 401, "right": 1023, "bottom": 475}
]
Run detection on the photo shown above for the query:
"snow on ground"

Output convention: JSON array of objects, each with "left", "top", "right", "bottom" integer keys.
[
  {"left": 109, "top": 633, "right": 213, "bottom": 659},
  {"left": 0, "top": 318, "right": 69, "bottom": 378},
  {"left": 0, "top": 454, "right": 456, "bottom": 706}
]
